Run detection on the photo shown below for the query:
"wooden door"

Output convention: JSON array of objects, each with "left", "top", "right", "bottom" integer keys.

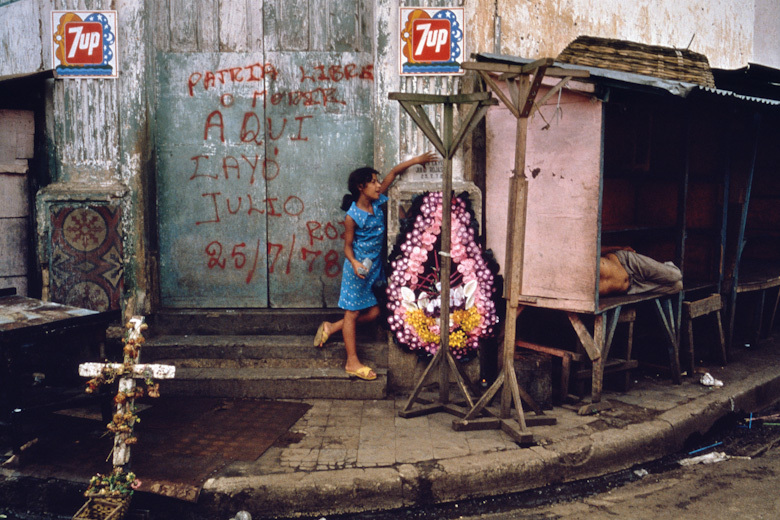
[{"left": 156, "top": 0, "right": 373, "bottom": 308}]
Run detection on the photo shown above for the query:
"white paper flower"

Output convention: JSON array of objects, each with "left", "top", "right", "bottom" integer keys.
[
  {"left": 464, "top": 280, "right": 477, "bottom": 308},
  {"left": 401, "top": 287, "right": 418, "bottom": 310}
]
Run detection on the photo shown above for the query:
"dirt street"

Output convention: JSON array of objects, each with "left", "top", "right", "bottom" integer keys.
[{"left": 464, "top": 445, "right": 780, "bottom": 520}]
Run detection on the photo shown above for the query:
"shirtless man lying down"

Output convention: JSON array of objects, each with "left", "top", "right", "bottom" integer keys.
[{"left": 599, "top": 246, "right": 683, "bottom": 296}]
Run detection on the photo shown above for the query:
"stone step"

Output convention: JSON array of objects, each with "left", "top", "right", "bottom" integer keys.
[
  {"left": 157, "top": 366, "right": 387, "bottom": 400},
  {"left": 141, "top": 334, "right": 388, "bottom": 369},
  {"left": 148, "top": 309, "right": 358, "bottom": 336},
  {"left": 140, "top": 334, "right": 389, "bottom": 399},
  {"left": 154, "top": 357, "right": 344, "bottom": 369}
]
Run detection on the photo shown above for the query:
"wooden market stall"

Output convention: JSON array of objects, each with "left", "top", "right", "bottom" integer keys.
[
  {"left": 724, "top": 109, "right": 780, "bottom": 348},
  {"left": 475, "top": 38, "right": 738, "bottom": 404}
]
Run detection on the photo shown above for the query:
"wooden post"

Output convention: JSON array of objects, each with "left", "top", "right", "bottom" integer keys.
[
  {"left": 438, "top": 103, "right": 454, "bottom": 405},
  {"left": 452, "top": 60, "right": 589, "bottom": 442}
]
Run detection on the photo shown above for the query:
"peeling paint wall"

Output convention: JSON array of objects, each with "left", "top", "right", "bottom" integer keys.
[
  {"left": 39, "top": 0, "right": 145, "bottom": 317},
  {"left": 0, "top": 0, "right": 44, "bottom": 76},
  {"left": 473, "top": 0, "right": 756, "bottom": 69},
  {"left": 753, "top": 0, "right": 780, "bottom": 68}
]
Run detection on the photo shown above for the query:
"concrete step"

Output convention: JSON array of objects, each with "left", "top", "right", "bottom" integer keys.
[
  {"left": 157, "top": 366, "right": 387, "bottom": 400},
  {"left": 148, "top": 309, "right": 355, "bottom": 336},
  {"left": 140, "top": 334, "right": 389, "bottom": 400},
  {"left": 141, "top": 334, "right": 388, "bottom": 368}
]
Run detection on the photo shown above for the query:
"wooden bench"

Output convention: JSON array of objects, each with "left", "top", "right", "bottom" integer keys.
[
  {"left": 515, "top": 339, "right": 585, "bottom": 404},
  {"left": 734, "top": 266, "right": 780, "bottom": 347},
  {"left": 516, "top": 289, "right": 682, "bottom": 404},
  {"left": 682, "top": 293, "right": 727, "bottom": 371}
]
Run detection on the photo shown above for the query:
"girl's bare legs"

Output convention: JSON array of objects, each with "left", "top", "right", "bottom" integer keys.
[
  {"left": 320, "top": 306, "right": 379, "bottom": 343},
  {"left": 325, "top": 306, "right": 379, "bottom": 375}
]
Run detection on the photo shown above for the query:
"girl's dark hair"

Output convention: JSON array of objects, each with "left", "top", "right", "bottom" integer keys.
[{"left": 340, "top": 166, "right": 378, "bottom": 211}]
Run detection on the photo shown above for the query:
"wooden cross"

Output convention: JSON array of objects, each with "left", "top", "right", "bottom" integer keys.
[{"left": 79, "top": 316, "right": 175, "bottom": 468}]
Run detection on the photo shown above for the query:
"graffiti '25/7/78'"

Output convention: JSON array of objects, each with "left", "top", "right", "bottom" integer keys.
[{"left": 205, "top": 238, "right": 341, "bottom": 284}]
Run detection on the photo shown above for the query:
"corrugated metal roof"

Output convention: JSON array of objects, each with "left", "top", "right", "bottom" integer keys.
[
  {"left": 473, "top": 53, "right": 780, "bottom": 110},
  {"left": 692, "top": 86, "right": 780, "bottom": 107},
  {"left": 712, "top": 63, "right": 780, "bottom": 101}
]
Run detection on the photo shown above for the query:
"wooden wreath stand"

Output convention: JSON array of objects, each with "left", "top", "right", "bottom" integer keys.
[
  {"left": 392, "top": 91, "right": 497, "bottom": 421},
  {"left": 449, "top": 59, "right": 590, "bottom": 443}
]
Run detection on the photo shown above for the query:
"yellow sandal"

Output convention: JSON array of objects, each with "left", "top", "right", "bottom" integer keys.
[
  {"left": 313, "top": 322, "right": 329, "bottom": 347},
  {"left": 345, "top": 366, "right": 376, "bottom": 381}
]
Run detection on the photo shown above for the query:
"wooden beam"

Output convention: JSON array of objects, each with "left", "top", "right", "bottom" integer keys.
[
  {"left": 530, "top": 76, "right": 573, "bottom": 117},
  {"left": 516, "top": 340, "right": 585, "bottom": 362},
  {"left": 449, "top": 101, "right": 496, "bottom": 160},
  {"left": 388, "top": 91, "right": 492, "bottom": 104},
  {"left": 546, "top": 67, "right": 590, "bottom": 78},
  {"left": 566, "top": 312, "right": 601, "bottom": 362},
  {"left": 462, "top": 61, "right": 588, "bottom": 78},
  {"left": 396, "top": 100, "right": 445, "bottom": 156},
  {"left": 478, "top": 70, "right": 519, "bottom": 119},
  {"left": 520, "top": 66, "right": 548, "bottom": 117}
]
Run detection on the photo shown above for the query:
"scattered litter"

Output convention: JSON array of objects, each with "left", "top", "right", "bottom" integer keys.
[
  {"left": 230, "top": 512, "right": 252, "bottom": 520},
  {"left": 633, "top": 468, "right": 649, "bottom": 477},
  {"left": 763, "top": 422, "right": 780, "bottom": 426},
  {"left": 700, "top": 372, "right": 724, "bottom": 387},
  {"left": 751, "top": 413, "right": 780, "bottom": 421},
  {"left": 739, "top": 413, "right": 756, "bottom": 429},
  {"left": 678, "top": 451, "right": 730, "bottom": 466},
  {"left": 577, "top": 400, "right": 612, "bottom": 416},
  {"left": 688, "top": 441, "right": 722, "bottom": 455}
]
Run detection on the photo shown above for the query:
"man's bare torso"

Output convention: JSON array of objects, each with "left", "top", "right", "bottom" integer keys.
[{"left": 599, "top": 253, "right": 630, "bottom": 295}]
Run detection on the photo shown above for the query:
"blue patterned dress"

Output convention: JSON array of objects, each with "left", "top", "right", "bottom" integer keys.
[{"left": 338, "top": 194, "right": 388, "bottom": 311}]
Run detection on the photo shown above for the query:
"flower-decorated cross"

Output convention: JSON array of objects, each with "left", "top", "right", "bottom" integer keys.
[{"left": 78, "top": 317, "right": 175, "bottom": 471}]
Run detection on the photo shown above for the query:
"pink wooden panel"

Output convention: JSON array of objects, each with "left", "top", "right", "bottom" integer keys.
[{"left": 486, "top": 81, "right": 602, "bottom": 312}]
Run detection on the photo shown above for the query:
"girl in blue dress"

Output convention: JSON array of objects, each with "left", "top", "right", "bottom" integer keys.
[{"left": 314, "top": 152, "right": 437, "bottom": 380}]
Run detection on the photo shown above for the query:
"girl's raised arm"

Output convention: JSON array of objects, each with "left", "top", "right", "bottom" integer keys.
[{"left": 378, "top": 151, "right": 438, "bottom": 194}]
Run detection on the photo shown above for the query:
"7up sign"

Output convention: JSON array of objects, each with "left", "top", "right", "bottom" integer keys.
[
  {"left": 52, "top": 11, "right": 118, "bottom": 78},
  {"left": 400, "top": 7, "right": 464, "bottom": 76}
]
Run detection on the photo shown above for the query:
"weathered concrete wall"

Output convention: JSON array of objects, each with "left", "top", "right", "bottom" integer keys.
[
  {"left": 753, "top": 0, "right": 780, "bottom": 68},
  {"left": 472, "top": 0, "right": 756, "bottom": 69},
  {"left": 37, "top": 0, "right": 146, "bottom": 317}
]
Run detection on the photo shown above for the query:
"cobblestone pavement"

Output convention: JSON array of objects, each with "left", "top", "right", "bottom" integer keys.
[{"left": 217, "top": 344, "right": 777, "bottom": 480}]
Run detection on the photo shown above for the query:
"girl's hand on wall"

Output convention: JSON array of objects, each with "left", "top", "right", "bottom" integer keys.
[{"left": 416, "top": 151, "right": 439, "bottom": 165}]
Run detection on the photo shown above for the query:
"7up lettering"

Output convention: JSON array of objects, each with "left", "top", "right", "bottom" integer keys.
[
  {"left": 412, "top": 18, "right": 450, "bottom": 62},
  {"left": 65, "top": 22, "right": 103, "bottom": 65}
]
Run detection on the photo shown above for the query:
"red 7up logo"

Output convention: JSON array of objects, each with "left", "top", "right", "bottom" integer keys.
[
  {"left": 65, "top": 22, "right": 103, "bottom": 65},
  {"left": 412, "top": 18, "right": 450, "bottom": 62}
]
